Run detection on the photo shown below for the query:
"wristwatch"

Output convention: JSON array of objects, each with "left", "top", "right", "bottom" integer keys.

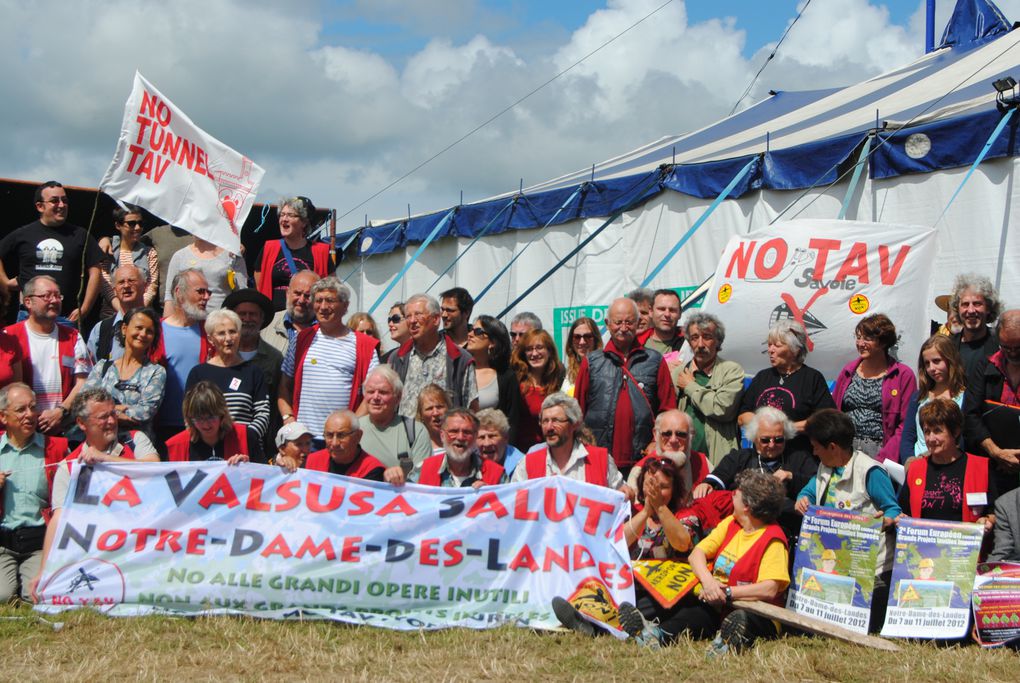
[{"left": 724, "top": 586, "right": 733, "bottom": 603}]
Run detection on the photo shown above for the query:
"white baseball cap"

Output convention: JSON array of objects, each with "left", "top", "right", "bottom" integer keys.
[{"left": 275, "top": 422, "right": 313, "bottom": 448}]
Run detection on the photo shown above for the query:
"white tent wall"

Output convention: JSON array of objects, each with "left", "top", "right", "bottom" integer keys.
[{"left": 345, "top": 155, "right": 1018, "bottom": 364}]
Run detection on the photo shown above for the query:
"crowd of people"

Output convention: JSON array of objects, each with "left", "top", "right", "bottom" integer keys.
[{"left": 1, "top": 181, "right": 1019, "bottom": 655}]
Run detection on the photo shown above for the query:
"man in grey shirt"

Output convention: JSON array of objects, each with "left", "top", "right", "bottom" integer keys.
[{"left": 358, "top": 366, "right": 432, "bottom": 485}]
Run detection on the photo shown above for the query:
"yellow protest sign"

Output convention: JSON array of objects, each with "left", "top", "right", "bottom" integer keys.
[{"left": 632, "top": 560, "right": 700, "bottom": 608}]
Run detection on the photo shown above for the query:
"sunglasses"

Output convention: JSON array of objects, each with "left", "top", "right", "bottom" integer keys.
[
  {"left": 121, "top": 219, "right": 143, "bottom": 228},
  {"left": 759, "top": 436, "right": 786, "bottom": 445},
  {"left": 646, "top": 456, "right": 677, "bottom": 473},
  {"left": 573, "top": 333, "right": 595, "bottom": 342},
  {"left": 470, "top": 327, "right": 488, "bottom": 337},
  {"left": 387, "top": 315, "right": 403, "bottom": 324},
  {"left": 659, "top": 430, "right": 688, "bottom": 439}
]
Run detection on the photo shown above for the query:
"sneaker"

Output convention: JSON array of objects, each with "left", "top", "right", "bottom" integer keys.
[
  {"left": 706, "top": 635, "right": 730, "bottom": 659},
  {"left": 552, "top": 597, "right": 599, "bottom": 637},
  {"left": 619, "top": 602, "right": 663, "bottom": 649},
  {"left": 718, "top": 609, "right": 752, "bottom": 653}
]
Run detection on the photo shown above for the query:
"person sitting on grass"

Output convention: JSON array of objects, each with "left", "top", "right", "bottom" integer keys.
[{"left": 619, "top": 470, "right": 789, "bottom": 654}]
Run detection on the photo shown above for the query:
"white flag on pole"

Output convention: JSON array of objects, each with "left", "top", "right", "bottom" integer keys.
[{"left": 100, "top": 72, "right": 264, "bottom": 254}]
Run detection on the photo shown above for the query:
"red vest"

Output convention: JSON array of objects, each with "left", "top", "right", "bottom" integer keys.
[
  {"left": 635, "top": 450, "right": 710, "bottom": 487},
  {"left": 524, "top": 444, "right": 609, "bottom": 486},
  {"left": 290, "top": 325, "right": 379, "bottom": 414},
  {"left": 718, "top": 517, "right": 788, "bottom": 604},
  {"left": 6, "top": 321, "right": 79, "bottom": 399},
  {"left": 418, "top": 454, "right": 504, "bottom": 486},
  {"left": 166, "top": 424, "right": 248, "bottom": 462},
  {"left": 305, "top": 447, "right": 384, "bottom": 480},
  {"left": 150, "top": 320, "right": 213, "bottom": 366},
  {"left": 256, "top": 240, "right": 331, "bottom": 299},
  {"left": 906, "top": 453, "right": 990, "bottom": 523}
]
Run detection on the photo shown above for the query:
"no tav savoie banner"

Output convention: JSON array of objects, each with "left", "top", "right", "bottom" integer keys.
[{"left": 35, "top": 462, "right": 633, "bottom": 630}]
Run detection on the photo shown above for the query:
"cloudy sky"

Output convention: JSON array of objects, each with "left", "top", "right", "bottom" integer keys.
[{"left": 2, "top": 0, "right": 1016, "bottom": 229}]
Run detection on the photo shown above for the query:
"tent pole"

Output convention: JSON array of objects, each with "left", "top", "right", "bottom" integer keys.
[
  {"left": 425, "top": 197, "right": 518, "bottom": 293},
  {"left": 837, "top": 134, "right": 872, "bottom": 220},
  {"left": 474, "top": 183, "right": 586, "bottom": 306},
  {"left": 367, "top": 207, "right": 457, "bottom": 315},
  {"left": 497, "top": 169, "right": 666, "bottom": 318},
  {"left": 933, "top": 107, "right": 1018, "bottom": 227},
  {"left": 639, "top": 155, "right": 758, "bottom": 288}
]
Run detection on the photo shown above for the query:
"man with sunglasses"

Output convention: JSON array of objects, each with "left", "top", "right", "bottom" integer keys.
[
  {"left": 965, "top": 309, "right": 1020, "bottom": 495},
  {"left": 509, "top": 311, "right": 542, "bottom": 350},
  {"left": 0, "top": 181, "right": 104, "bottom": 324},
  {"left": 695, "top": 406, "right": 816, "bottom": 539},
  {"left": 626, "top": 410, "right": 710, "bottom": 494},
  {"left": 5, "top": 276, "right": 92, "bottom": 435}
]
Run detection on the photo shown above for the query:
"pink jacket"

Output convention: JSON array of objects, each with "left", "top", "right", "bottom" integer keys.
[{"left": 832, "top": 357, "right": 916, "bottom": 463}]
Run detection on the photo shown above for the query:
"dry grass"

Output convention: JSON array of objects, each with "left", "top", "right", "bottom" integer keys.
[{"left": 0, "top": 603, "right": 1016, "bottom": 682}]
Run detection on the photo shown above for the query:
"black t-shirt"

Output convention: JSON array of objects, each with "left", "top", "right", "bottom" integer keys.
[
  {"left": 187, "top": 426, "right": 265, "bottom": 464},
  {"left": 256, "top": 241, "right": 334, "bottom": 310},
  {"left": 739, "top": 365, "right": 835, "bottom": 453},
  {"left": 327, "top": 453, "right": 385, "bottom": 481},
  {"left": 898, "top": 455, "right": 998, "bottom": 521},
  {"left": 0, "top": 220, "right": 105, "bottom": 315}
]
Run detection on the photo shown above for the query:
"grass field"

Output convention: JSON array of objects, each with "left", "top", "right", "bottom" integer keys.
[{"left": 0, "top": 603, "right": 1016, "bottom": 681}]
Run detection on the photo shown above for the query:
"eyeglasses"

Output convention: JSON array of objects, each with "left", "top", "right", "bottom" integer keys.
[
  {"left": 27, "top": 292, "right": 63, "bottom": 302},
  {"left": 509, "top": 331, "right": 524, "bottom": 339},
  {"left": 121, "top": 219, "right": 143, "bottom": 228},
  {"left": 608, "top": 319, "right": 636, "bottom": 328},
  {"left": 324, "top": 429, "right": 357, "bottom": 440},
  {"left": 40, "top": 197, "right": 69, "bottom": 205},
  {"left": 192, "top": 415, "right": 220, "bottom": 424},
  {"left": 540, "top": 417, "right": 571, "bottom": 426},
  {"left": 470, "top": 327, "right": 488, "bottom": 337},
  {"left": 658, "top": 430, "right": 688, "bottom": 439},
  {"left": 406, "top": 312, "right": 433, "bottom": 320},
  {"left": 759, "top": 436, "right": 786, "bottom": 445},
  {"left": 314, "top": 297, "right": 340, "bottom": 305},
  {"left": 572, "top": 333, "right": 595, "bottom": 342},
  {"left": 388, "top": 315, "right": 403, "bottom": 324}
]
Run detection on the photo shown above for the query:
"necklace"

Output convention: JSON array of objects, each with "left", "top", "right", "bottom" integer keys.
[{"left": 778, "top": 366, "right": 797, "bottom": 385}]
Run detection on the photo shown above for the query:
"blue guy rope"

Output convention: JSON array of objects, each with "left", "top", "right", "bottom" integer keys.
[
  {"left": 933, "top": 107, "right": 1017, "bottom": 227},
  {"left": 368, "top": 207, "right": 458, "bottom": 315},
  {"left": 474, "top": 184, "right": 585, "bottom": 306},
  {"left": 425, "top": 197, "right": 517, "bottom": 293},
  {"left": 837, "top": 134, "right": 872, "bottom": 220},
  {"left": 639, "top": 156, "right": 757, "bottom": 288},
  {"left": 497, "top": 170, "right": 666, "bottom": 318}
]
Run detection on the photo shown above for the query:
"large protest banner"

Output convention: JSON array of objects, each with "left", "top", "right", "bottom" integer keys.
[
  {"left": 972, "top": 562, "right": 1020, "bottom": 647},
  {"left": 700, "top": 219, "right": 937, "bottom": 379},
  {"left": 35, "top": 462, "right": 633, "bottom": 630},
  {"left": 787, "top": 506, "right": 881, "bottom": 634},
  {"left": 100, "top": 72, "right": 264, "bottom": 254},
  {"left": 881, "top": 517, "right": 982, "bottom": 639}
]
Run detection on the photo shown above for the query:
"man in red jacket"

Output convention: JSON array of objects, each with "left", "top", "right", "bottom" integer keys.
[{"left": 413, "top": 409, "right": 506, "bottom": 488}]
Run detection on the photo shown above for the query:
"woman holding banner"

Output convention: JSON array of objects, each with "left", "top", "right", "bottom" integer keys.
[
  {"left": 899, "top": 335, "right": 966, "bottom": 463},
  {"left": 165, "top": 381, "right": 261, "bottom": 463},
  {"left": 619, "top": 470, "right": 789, "bottom": 653},
  {"left": 897, "top": 398, "right": 995, "bottom": 529},
  {"left": 832, "top": 314, "right": 916, "bottom": 462},
  {"left": 738, "top": 319, "right": 835, "bottom": 454}
]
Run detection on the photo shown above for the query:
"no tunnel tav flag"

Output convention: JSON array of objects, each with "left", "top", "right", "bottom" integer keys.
[{"left": 99, "top": 72, "right": 264, "bottom": 254}]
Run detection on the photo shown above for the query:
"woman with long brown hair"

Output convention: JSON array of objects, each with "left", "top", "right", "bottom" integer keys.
[
  {"left": 562, "top": 316, "right": 602, "bottom": 396},
  {"left": 510, "top": 329, "right": 565, "bottom": 450},
  {"left": 900, "top": 334, "right": 967, "bottom": 462}
]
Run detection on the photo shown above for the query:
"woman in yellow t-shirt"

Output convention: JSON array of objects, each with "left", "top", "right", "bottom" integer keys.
[{"left": 620, "top": 470, "right": 789, "bottom": 653}]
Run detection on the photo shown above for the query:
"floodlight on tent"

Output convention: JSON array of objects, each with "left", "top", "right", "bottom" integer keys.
[{"left": 994, "top": 77, "right": 1019, "bottom": 112}]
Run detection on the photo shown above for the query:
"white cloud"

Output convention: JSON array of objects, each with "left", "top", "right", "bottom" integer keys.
[{"left": 0, "top": 0, "right": 948, "bottom": 227}]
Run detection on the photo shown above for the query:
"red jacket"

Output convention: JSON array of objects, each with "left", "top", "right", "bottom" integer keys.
[
  {"left": 524, "top": 444, "right": 610, "bottom": 486},
  {"left": 290, "top": 325, "right": 379, "bottom": 414},
  {"left": 166, "top": 424, "right": 248, "bottom": 462},
  {"left": 6, "top": 321, "right": 79, "bottom": 399},
  {"left": 418, "top": 454, "right": 504, "bottom": 486},
  {"left": 906, "top": 453, "right": 990, "bottom": 523},
  {"left": 256, "top": 240, "right": 331, "bottom": 299},
  {"left": 305, "top": 447, "right": 384, "bottom": 480}
]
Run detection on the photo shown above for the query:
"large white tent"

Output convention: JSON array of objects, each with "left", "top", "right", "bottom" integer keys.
[{"left": 333, "top": 0, "right": 1020, "bottom": 344}]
